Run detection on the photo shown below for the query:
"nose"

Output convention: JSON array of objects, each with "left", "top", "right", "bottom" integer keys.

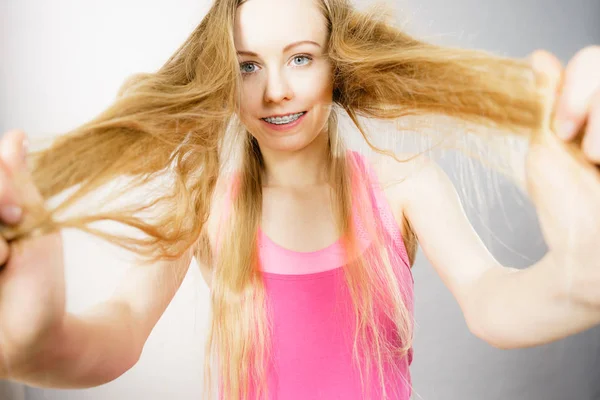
[{"left": 263, "top": 68, "right": 293, "bottom": 104}]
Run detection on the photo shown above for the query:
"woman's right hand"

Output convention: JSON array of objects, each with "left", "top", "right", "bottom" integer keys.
[{"left": 0, "top": 130, "right": 66, "bottom": 378}]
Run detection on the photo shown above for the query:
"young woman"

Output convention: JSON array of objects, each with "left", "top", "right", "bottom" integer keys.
[{"left": 0, "top": 0, "right": 599, "bottom": 398}]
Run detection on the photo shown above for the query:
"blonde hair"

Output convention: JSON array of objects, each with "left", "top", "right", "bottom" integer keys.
[{"left": 7, "top": 0, "right": 559, "bottom": 398}]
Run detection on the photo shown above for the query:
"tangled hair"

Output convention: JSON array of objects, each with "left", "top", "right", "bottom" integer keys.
[{"left": 5, "top": 0, "right": 560, "bottom": 398}]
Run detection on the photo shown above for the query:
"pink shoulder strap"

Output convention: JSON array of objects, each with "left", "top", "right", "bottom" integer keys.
[{"left": 349, "top": 151, "right": 412, "bottom": 273}]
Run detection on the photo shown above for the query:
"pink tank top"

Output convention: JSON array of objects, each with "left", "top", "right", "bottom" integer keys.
[{"left": 218, "top": 152, "right": 414, "bottom": 399}]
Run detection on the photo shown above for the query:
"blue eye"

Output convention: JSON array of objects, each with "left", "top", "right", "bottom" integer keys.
[
  {"left": 240, "top": 62, "right": 257, "bottom": 74},
  {"left": 292, "top": 55, "right": 312, "bottom": 66}
]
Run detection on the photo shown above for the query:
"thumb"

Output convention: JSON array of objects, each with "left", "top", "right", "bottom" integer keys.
[
  {"left": 0, "top": 131, "right": 48, "bottom": 244},
  {"left": 1, "top": 130, "right": 28, "bottom": 172},
  {"left": 528, "top": 50, "right": 563, "bottom": 140},
  {"left": 1, "top": 130, "right": 43, "bottom": 206}
]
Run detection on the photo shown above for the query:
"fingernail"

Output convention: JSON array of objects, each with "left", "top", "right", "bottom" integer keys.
[{"left": 1, "top": 205, "right": 22, "bottom": 225}]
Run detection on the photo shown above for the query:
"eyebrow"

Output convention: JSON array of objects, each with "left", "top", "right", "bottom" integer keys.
[{"left": 236, "top": 40, "right": 321, "bottom": 57}]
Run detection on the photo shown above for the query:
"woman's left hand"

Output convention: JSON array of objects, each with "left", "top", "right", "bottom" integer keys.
[{"left": 525, "top": 46, "right": 600, "bottom": 307}]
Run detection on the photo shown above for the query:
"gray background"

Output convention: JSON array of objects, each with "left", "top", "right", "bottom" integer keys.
[{"left": 1, "top": 0, "right": 599, "bottom": 399}]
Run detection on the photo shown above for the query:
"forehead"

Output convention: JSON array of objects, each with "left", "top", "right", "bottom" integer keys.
[{"left": 234, "top": 0, "right": 327, "bottom": 51}]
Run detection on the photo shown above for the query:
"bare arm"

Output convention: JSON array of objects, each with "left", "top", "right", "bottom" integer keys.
[
  {"left": 8, "top": 246, "right": 194, "bottom": 389},
  {"left": 400, "top": 157, "right": 600, "bottom": 349}
]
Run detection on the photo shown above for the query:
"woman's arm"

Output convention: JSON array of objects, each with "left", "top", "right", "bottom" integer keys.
[
  {"left": 6, "top": 247, "right": 194, "bottom": 389},
  {"left": 400, "top": 157, "right": 600, "bottom": 349}
]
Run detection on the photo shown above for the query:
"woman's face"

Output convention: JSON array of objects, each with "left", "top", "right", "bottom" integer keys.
[{"left": 234, "top": 0, "right": 334, "bottom": 152}]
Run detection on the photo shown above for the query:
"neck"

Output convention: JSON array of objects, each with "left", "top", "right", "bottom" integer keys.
[{"left": 259, "top": 132, "right": 330, "bottom": 188}]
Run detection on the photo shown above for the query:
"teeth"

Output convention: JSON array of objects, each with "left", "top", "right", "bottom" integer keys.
[{"left": 263, "top": 112, "right": 305, "bottom": 125}]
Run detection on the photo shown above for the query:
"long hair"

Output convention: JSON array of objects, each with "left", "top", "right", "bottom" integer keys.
[{"left": 7, "top": 0, "right": 555, "bottom": 398}]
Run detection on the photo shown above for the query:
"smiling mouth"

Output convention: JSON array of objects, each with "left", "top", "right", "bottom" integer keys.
[{"left": 261, "top": 111, "right": 307, "bottom": 125}]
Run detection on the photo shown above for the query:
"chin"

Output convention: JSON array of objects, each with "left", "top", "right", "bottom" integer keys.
[{"left": 255, "top": 131, "right": 318, "bottom": 153}]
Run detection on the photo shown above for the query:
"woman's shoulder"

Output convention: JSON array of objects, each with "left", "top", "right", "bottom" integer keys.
[
  {"left": 361, "top": 151, "right": 438, "bottom": 266},
  {"left": 363, "top": 151, "right": 436, "bottom": 209}
]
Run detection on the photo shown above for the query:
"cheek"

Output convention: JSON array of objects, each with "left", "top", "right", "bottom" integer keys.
[
  {"left": 308, "top": 77, "right": 334, "bottom": 110},
  {"left": 308, "top": 84, "right": 334, "bottom": 118},
  {"left": 239, "top": 88, "right": 261, "bottom": 124}
]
